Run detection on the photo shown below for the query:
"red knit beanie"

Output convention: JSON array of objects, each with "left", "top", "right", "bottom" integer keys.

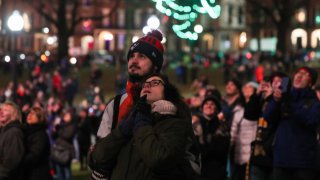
[{"left": 127, "top": 29, "right": 164, "bottom": 72}]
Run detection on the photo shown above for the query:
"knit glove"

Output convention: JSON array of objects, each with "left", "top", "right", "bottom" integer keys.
[
  {"left": 133, "top": 95, "right": 152, "bottom": 133},
  {"left": 91, "top": 170, "right": 108, "bottom": 180},
  {"left": 118, "top": 110, "right": 136, "bottom": 137},
  {"left": 88, "top": 145, "right": 110, "bottom": 180},
  {"left": 135, "top": 95, "right": 151, "bottom": 114}
]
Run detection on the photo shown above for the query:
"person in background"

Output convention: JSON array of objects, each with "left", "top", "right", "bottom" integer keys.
[
  {"left": 230, "top": 82, "right": 258, "bottom": 180},
  {"left": 76, "top": 108, "right": 91, "bottom": 171},
  {"left": 22, "top": 107, "right": 52, "bottom": 180},
  {"left": 53, "top": 109, "right": 77, "bottom": 180},
  {"left": 0, "top": 101, "right": 25, "bottom": 180},
  {"left": 264, "top": 67, "right": 320, "bottom": 180},
  {"left": 249, "top": 72, "right": 289, "bottom": 180},
  {"left": 221, "top": 79, "right": 244, "bottom": 128},
  {"left": 192, "top": 95, "right": 230, "bottom": 180},
  {"left": 89, "top": 73, "right": 195, "bottom": 180},
  {"left": 221, "top": 79, "right": 244, "bottom": 179}
]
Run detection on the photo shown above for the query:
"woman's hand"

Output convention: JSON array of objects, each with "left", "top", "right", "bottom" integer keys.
[
  {"left": 135, "top": 95, "right": 151, "bottom": 114},
  {"left": 133, "top": 95, "right": 153, "bottom": 133}
]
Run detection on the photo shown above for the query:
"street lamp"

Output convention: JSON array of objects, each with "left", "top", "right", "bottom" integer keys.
[{"left": 7, "top": 10, "right": 24, "bottom": 103}]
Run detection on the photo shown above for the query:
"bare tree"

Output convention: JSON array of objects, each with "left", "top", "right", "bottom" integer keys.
[
  {"left": 27, "top": 0, "right": 121, "bottom": 62},
  {"left": 247, "top": 0, "right": 306, "bottom": 54}
]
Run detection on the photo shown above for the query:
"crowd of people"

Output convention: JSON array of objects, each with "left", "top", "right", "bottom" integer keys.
[{"left": 1, "top": 28, "right": 320, "bottom": 180}]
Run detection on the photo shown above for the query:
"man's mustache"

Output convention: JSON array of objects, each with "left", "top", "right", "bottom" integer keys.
[{"left": 129, "top": 64, "right": 140, "bottom": 69}]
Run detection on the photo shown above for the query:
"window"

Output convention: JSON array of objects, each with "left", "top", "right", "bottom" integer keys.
[
  {"left": 125, "top": 9, "right": 134, "bottom": 29},
  {"left": 134, "top": 9, "right": 142, "bottom": 28},
  {"left": 228, "top": 5, "right": 233, "bottom": 25},
  {"left": 118, "top": 9, "right": 125, "bottom": 28},
  {"left": 238, "top": 7, "right": 243, "bottom": 25},
  {"left": 102, "top": 8, "right": 111, "bottom": 27}
]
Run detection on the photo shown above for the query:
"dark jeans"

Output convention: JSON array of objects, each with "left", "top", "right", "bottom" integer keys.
[
  {"left": 273, "top": 167, "right": 317, "bottom": 180},
  {"left": 250, "top": 165, "right": 272, "bottom": 180}
]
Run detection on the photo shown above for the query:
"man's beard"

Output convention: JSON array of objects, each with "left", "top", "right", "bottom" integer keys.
[
  {"left": 128, "top": 67, "right": 155, "bottom": 83},
  {"left": 128, "top": 73, "right": 145, "bottom": 83}
]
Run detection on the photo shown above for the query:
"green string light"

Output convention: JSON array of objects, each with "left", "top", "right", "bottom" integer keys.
[{"left": 152, "top": 0, "right": 221, "bottom": 40}]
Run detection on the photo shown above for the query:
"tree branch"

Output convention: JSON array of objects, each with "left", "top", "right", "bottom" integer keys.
[
  {"left": 75, "top": 0, "right": 121, "bottom": 24},
  {"left": 36, "top": 3, "right": 58, "bottom": 26},
  {"left": 69, "top": 0, "right": 80, "bottom": 36},
  {"left": 247, "top": 0, "right": 279, "bottom": 24}
]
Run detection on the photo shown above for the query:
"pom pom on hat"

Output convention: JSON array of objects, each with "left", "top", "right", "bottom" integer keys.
[{"left": 127, "top": 29, "right": 164, "bottom": 72}]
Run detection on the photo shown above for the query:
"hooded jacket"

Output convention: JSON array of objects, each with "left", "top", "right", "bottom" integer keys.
[
  {"left": 91, "top": 101, "right": 195, "bottom": 180},
  {"left": 0, "top": 121, "right": 25, "bottom": 180},
  {"left": 263, "top": 88, "right": 320, "bottom": 168}
]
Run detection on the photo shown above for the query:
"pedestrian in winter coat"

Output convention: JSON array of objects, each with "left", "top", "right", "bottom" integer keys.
[
  {"left": 248, "top": 72, "right": 289, "bottom": 180},
  {"left": 22, "top": 107, "right": 52, "bottom": 180},
  {"left": 77, "top": 108, "right": 92, "bottom": 170},
  {"left": 192, "top": 95, "right": 230, "bottom": 180},
  {"left": 53, "top": 109, "right": 77, "bottom": 180},
  {"left": 89, "top": 73, "right": 196, "bottom": 180},
  {"left": 220, "top": 79, "right": 245, "bottom": 179},
  {"left": 230, "top": 82, "right": 258, "bottom": 180},
  {"left": 0, "top": 101, "right": 25, "bottom": 180},
  {"left": 263, "top": 67, "right": 320, "bottom": 180}
]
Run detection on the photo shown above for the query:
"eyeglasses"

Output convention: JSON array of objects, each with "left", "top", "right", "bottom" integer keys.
[{"left": 142, "top": 79, "right": 164, "bottom": 88}]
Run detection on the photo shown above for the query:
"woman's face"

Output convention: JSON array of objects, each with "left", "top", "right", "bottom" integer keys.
[
  {"left": 242, "top": 84, "right": 255, "bottom": 98},
  {"left": 140, "top": 76, "right": 165, "bottom": 104},
  {"left": 26, "top": 110, "right": 39, "bottom": 124},
  {"left": 202, "top": 100, "right": 217, "bottom": 116},
  {"left": 63, "top": 112, "right": 72, "bottom": 123}
]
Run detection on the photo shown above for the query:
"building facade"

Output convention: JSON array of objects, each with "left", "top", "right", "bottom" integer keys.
[{"left": 0, "top": 0, "right": 256, "bottom": 61}]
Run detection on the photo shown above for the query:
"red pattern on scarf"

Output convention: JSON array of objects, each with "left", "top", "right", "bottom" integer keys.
[{"left": 117, "top": 81, "right": 135, "bottom": 125}]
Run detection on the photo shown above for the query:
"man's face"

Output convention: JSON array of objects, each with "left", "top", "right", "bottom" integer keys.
[
  {"left": 293, "top": 69, "right": 312, "bottom": 89},
  {"left": 0, "top": 104, "right": 14, "bottom": 125},
  {"left": 225, "top": 81, "right": 239, "bottom": 96},
  {"left": 128, "top": 52, "right": 155, "bottom": 81}
]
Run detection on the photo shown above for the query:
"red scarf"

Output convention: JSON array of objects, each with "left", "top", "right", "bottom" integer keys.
[{"left": 117, "top": 81, "right": 136, "bottom": 124}]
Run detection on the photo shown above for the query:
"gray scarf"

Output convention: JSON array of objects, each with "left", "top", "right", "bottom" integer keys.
[{"left": 151, "top": 100, "right": 177, "bottom": 115}]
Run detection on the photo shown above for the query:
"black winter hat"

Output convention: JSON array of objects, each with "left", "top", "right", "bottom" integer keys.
[
  {"left": 269, "top": 71, "right": 288, "bottom": 83},
  {"left": 296, "top": 67, "right": 318, "bottom": 86},
  {"left": 228, "top": 79, "right": 242, "bottom": 93},
  {"left": 127, "top": 29, "right": 164, "bottom": 72},
  {"left": 201, "top": 95, "right": 221, "bottom": 112}
]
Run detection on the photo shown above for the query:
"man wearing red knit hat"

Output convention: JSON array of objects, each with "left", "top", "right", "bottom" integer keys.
[
  {"left": 89, "top": 29, "right": 166, "bottom": 179},
  {"left": 97, "top": 29, "right": 165, "bottom": 138}
]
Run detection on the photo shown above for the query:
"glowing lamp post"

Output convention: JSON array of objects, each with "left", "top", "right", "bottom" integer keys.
[
  {"left": 7, "top": 10, "right": 24, "bottom": 103},
  {"left": 143, "top": 15, "right": 160, "bottom": 35}
]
